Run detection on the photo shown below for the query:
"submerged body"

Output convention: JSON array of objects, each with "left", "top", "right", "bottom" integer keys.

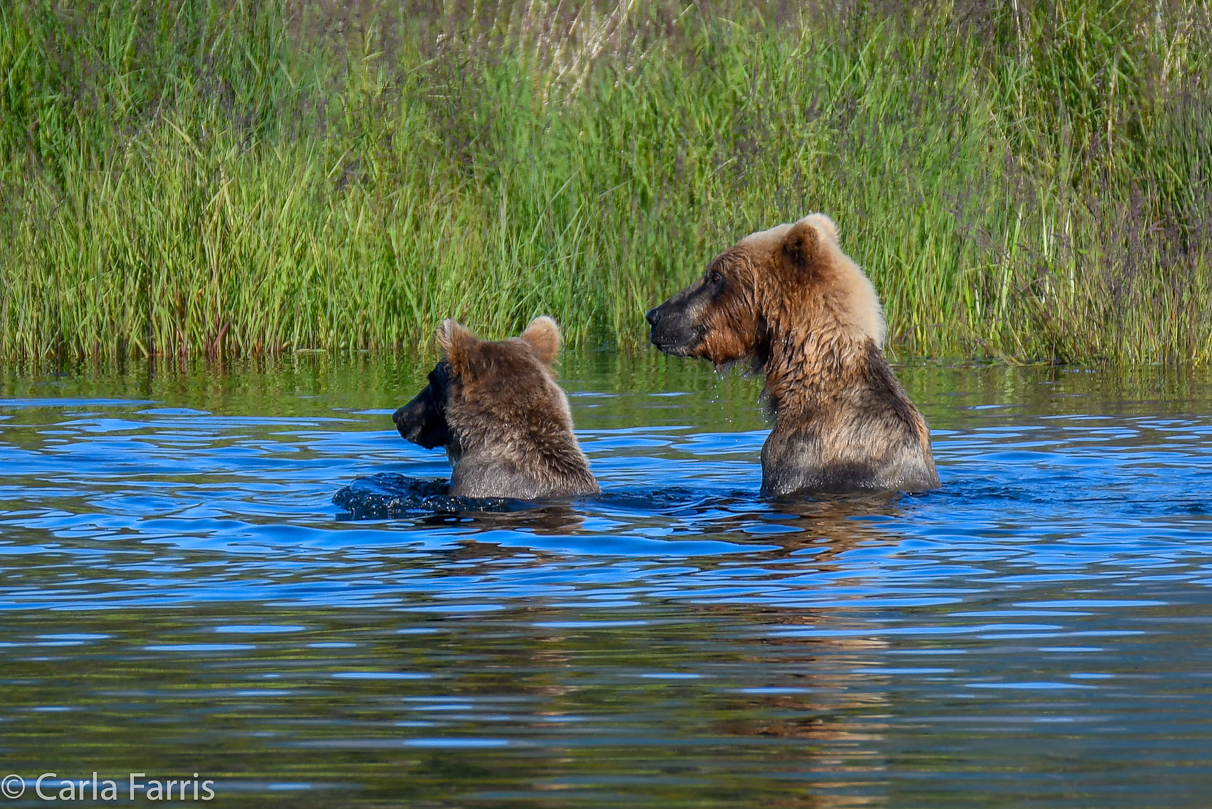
[
  {"left": 393, "top": 317, "right": 599, "bottom": 499},
  {"left": 646, "top": 214, "right": 939, "bottom": 496}
]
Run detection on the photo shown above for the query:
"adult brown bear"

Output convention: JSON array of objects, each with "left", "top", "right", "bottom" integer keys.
[
  {"left": 646, "top": 214, "right": 939, "bottom": 496},
  {"left": 393, "top": 317, "right": 599, "bottom": 499}
]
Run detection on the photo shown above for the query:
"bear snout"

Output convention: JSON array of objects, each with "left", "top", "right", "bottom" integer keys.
[
  {"left": 393, "top": 398, "right": 452, "bottom": 450},
  {"left": 392, "top": 404, "right": 416, "bottom": 440},
  {"left": 393, "top": 402, "right": 427, "bottom": 443},
  {"left": 647, "top": 303, "right": 703, "bottom": 356},
  {"left": 645, "top": 301, "right": 681, "bottom": 347}
]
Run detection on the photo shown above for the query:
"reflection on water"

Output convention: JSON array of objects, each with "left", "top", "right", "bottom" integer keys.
[{"left": 1, "top": 353, "right": 1211, "bottom": 807}]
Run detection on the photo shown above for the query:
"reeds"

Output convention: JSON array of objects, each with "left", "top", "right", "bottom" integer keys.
[{"left": 2, "top": 0, "right": 1210, "bottom": 363}]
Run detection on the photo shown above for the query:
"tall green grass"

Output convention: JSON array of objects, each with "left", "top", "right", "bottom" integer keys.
[{"left": 2, "top": 0, "right": 1210, "bottom": 363}]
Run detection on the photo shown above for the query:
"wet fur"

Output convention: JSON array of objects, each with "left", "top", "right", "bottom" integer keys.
[
  {"left": 393, "top": 317, "right": 599, "bottom": 499},
  {"left": 647, "top": 214, "right": 940, "bottom": 496}
]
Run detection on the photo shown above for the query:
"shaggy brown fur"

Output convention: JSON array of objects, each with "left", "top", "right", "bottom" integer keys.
[
  {"left": 393, "top": 317, "right": 599, "bottom": 499},
  {"left": 646, "top": 214, "right": 939, "bottom": 495}
]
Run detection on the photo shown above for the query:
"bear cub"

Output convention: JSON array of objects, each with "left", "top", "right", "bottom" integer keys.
[
  {"left": 646, "top": 213, "right": 940, "bottom": 496},
  {"left": 393, "top": 316, "right": 599, "bottom": 500}
]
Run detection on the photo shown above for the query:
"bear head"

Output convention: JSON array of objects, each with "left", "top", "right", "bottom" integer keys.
[
  {"left": 645, "top": 214, "right": 884, "bottom": 367},
  {"left": 393, "top": 316, "right": 565, "bottom": 458}
]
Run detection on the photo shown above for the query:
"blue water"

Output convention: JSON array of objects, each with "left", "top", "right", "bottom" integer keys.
[{"left": 1, "top": 356, "right": 1210, "bottom": 807}]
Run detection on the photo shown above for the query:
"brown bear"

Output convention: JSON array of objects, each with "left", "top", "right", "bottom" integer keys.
[
  {"left": 392, "top": 316, "right": 599, "bottom": 499},
  {"left": 645, "top": 213, "right": 940, "bottom": 496}
]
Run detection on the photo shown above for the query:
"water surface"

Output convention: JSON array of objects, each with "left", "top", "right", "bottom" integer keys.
[{"left": 1, "top": 354, "right": 1210, "bottom": 807}]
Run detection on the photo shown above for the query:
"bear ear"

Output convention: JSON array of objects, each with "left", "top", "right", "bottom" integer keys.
[
  {"left": 519, "top": 316, "right": 561, "bottom": 365},
  {"left": 781, "top": 218, "right": 821, "bottom": 275},
  {"left": 805, "top": 213, "right": 838, "bottom": 243},
  {"left": 436, "top": 319, "right": 476, "bottom": 373}
]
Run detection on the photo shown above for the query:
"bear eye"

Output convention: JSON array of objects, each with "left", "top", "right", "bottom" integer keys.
[{"left": 709, "top": 270, "right": 724, "bottom": 285}]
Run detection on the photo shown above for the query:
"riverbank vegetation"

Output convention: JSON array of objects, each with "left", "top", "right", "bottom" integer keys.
[{"left": 2, "top": 0, "right": 1210, "bottom": 363}]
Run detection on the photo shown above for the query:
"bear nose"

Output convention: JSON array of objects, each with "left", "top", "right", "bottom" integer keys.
[
  {"left": 392, "top": 406, "right": 404, "bottom": 425},
  {"left": 645, "top": 306, "right": 662, "bottom": 326}
]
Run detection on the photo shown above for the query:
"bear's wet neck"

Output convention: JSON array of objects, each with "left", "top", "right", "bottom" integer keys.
[{"left": 760, "top": 321, "right": 872, "bottom": 421}]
